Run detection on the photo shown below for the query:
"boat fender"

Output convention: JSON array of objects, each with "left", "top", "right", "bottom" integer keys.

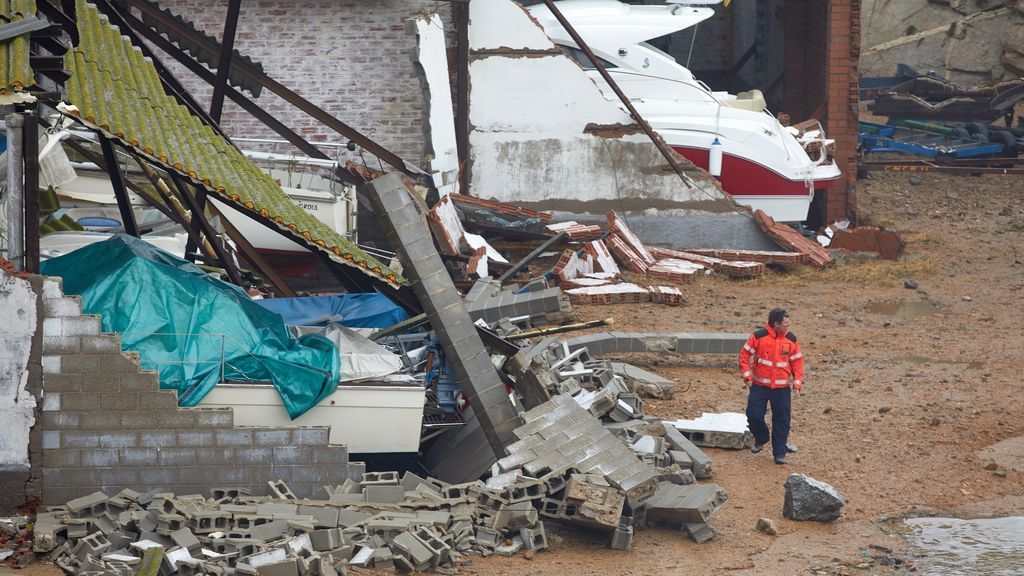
[{"left": 709, "top": 137, "right": 723, "bottom": 178}]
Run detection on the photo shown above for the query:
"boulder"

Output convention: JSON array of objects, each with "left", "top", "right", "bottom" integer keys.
[{"left": 783, "top": 474, "right": 845, "bottom": 522}]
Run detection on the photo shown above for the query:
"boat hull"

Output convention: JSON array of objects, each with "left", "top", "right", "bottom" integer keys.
[
  {"left": 198, "top": 382, "right": 426, "bottom": 454},
  {"left": 672, "top": 145, "right": 841, "bottom": 222}
]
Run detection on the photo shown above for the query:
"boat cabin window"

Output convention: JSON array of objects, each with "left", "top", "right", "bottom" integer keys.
[{"left": 560, "top": 45, "right": 619, "bottom": 70}]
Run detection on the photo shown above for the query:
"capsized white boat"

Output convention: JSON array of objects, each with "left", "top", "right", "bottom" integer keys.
[
  {"left": 528, "top": 0, "right": 842, "bottom": 222},
  {"left": 55, "top": 150, "right": 359, "bottom": 276}
]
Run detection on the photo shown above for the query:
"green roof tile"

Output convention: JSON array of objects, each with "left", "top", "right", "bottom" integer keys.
[
  {"left": 1, "top": 0, "right": 37, "bottom": 94},
  {"left": 63, "top": 0, "right": 406, "bottom": 287}
]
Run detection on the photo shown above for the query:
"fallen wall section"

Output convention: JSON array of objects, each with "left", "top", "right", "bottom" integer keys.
[{"left": 466, "top": 0, "right": 726, "bottom": 210}]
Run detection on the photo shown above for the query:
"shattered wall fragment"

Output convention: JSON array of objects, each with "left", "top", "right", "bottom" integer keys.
[{"left": 466, "top": 0, "right": 726, "bottom": 210}]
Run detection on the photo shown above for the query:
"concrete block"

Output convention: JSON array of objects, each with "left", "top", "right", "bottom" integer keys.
[
  {"left": 364, "top": 485, "right": 406, "bottom": 504},
  {"left": 392, "top": 531, "right": 434, "bottom": 569},
  {"left": 646, "top": 483, "right": 728, "bottom": 526},
  {"left": 519, "top": 522, "right": 547, "bottom": 551},
  {"left": 268, "top": 480, "right": 297, "bottom": 500},
  {"left": 361, "top": 471, "right": 400, "bottom": 486},
  {"left": 412, "top": 526, "right": 451, "bottom": 565},
  {"left": 170, "top": 528, "right": 202, "bottom": 555},
  {"left": 663, "top": 425, "right": 712, "bottom": 479},
  {"left": 684, "top": 522, "right": 715, "bottom": 543},
  {"left": 72, "top": 531, "right": 112, "bottom": 560},
  {"left": 66, "top": 491, "right": 109, "bottom": 517},
  {"left": 609, "top": 523, "right": 633, "bottom": 550}
]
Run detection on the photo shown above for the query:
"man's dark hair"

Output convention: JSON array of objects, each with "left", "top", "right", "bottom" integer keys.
[{"left": 768, "top": 308, "right": 789, "bottom": 326}]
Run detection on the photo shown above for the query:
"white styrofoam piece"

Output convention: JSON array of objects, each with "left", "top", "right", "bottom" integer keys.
[{"left": 665, "top": 412, "right": 750, "bottom": 434}]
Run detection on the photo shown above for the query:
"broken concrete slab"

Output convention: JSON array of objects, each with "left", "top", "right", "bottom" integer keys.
[{"left": 645, "top": 482, "right": 728, "bottom": 527}]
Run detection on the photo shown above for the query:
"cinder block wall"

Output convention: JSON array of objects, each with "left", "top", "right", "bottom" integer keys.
[
  {"left": 145, "top": 0, "right": 446, "bottom": 164},
  {"left": 38, "top": 277, "right": 364, "bottom": 504}
]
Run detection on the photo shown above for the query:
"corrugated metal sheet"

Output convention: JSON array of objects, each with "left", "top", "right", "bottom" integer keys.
[
  {"left": 64, "top": 0, "right": 406, "bottom": 288},
  {"left": 1, "top": 0, "right": 37, "bottom": 94}
]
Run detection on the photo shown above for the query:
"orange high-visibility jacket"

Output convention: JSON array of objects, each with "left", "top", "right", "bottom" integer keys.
[{"left": 739, "top": 324, "right": 804, "bottom": 390}]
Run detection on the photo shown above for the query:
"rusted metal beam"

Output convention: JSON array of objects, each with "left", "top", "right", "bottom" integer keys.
[
  {"left": 540, "top": 0, "right": 692, "bottom": 188},
  {"left": 121, "top": 0, "right": 425, "bottom": 182},
  {"left": 22, "top": 108, "right": 40, "bottom": 273},
  {"left": 209, "top": 0, "right": 242, "bottom": 123},
  {"left": 860, "top": 161, "right": 1024, "bottom": 175},
  {"left": 454, "top": 1, "right": 471, "bottom": 194},
  {"left": 99, "top": 136, "right": 141, "bottom": 238},
  {"left": 170, "top": 173, "right": 244, "bottom": 286},
  {"left": 497, "top": 231, "right": 565, "bottom": 284},
  {"left": 206, "top": 202, "right": 297, "bottom": 297},
  {"left": 60, "top": 136, "right": 185, "bottom": 229}
]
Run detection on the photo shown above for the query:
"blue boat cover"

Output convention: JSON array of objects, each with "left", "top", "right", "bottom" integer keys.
[
  {"left": 40, "top": 235, "right": 339, "bottom": 418},
  {"left": 255, "top": 293, "right": 408, "bottom": 328}
]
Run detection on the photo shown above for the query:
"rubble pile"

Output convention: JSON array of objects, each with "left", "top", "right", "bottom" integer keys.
[{"left": 0, "top": 515, "right": 33, "bottom": 568}]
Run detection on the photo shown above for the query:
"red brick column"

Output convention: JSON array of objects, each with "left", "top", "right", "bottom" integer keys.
[
  {"left": 784, "top": 0, "right": 860, "bottom": 226},
  {"left": 825, "top": 0, "right": 861, "bottom": 224}
]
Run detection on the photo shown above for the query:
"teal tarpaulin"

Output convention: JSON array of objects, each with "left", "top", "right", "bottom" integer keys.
[{"left": 40, "top": 235, "right": 339, "bottom": 418}]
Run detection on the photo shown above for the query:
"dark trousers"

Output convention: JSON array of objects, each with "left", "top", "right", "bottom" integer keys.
[{"left": 746, "top": 384, "right": 791, "bottom": 459}]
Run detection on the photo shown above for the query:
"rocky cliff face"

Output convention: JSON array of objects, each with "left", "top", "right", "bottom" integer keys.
[{"left": 861, "top": 0, "right": 1024, "bottom": 86}]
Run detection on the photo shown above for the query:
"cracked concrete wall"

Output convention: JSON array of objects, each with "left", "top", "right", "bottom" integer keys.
[
  {"left": 861, "top": 0, "right": 1024, "bottom": 85},
  {"left": 467, "top": 0, "right": 726, "bottom": 211},
  {"left": 0, "top": 270, "right": 39, "bottom": 512}
]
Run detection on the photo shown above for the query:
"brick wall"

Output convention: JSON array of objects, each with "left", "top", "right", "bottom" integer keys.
[
  {"left": 783, "top": 0, "right": 860, "bottom": 226},
  {"left": 146, "top": 0, "right": 446, "bottom": 165},
  {"left": 37, "top": 277, "right": 364, "bottom": 504}
]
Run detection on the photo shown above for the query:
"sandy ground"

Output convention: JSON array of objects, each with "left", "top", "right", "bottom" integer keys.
[
  {"left": 12, "top": 170, "right": 1024, "bottom": 575},
  {"left": 466, "top": 170, "right": 1024, "bottom": 575}
]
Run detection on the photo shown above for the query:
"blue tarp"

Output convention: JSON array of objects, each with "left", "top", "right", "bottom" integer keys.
[
  {"left": 40, "top": 235, "right": 339, "bottom": 418},
  {"left": 255, "top": 293, "right": 408, "bottom": 328}
]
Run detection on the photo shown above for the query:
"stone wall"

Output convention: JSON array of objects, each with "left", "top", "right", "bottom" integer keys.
[
  {"left": 35, "top": 276, "right": 363, "bottom": 505},
  {"left": 861, "top": 0, "right": 1024, "bottom": 85}
]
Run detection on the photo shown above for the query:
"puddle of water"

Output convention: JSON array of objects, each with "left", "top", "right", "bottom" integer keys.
[
  {"left": 867, "top": 300, "right": 943, "bottom": 318},
  {"left": 893, "top": 355, "right": 985, "bottom": 370},
  {"left": 905, "top": 517, "right": 1024, "bottom": 576}
]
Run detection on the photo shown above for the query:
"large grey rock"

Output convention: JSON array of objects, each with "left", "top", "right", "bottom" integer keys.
[{"left": 783, "top": 474, "right": 845, "bottom": 522}]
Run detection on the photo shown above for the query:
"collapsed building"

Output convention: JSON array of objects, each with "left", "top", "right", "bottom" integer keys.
[{"left": 2, "top": 0, "right": 861, "bottom": 574}]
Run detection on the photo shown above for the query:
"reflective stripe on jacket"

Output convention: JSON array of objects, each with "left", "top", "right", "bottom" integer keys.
[{"left": 739, "top": 323, "right": 804, "bottom": 389}]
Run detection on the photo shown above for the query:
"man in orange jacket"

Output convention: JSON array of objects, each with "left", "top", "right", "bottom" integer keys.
[{"left": 739, "top": 308, "right": 804, "bottom": 464}]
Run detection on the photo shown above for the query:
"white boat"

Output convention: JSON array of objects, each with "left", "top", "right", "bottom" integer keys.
[
  {"left": 55, "top": 153, "right": 358, "bottom": 276},
  {"left": 199, "top": 379, "right": 426, "bottom": 454},
  {"left": 527, "top": 0, "right": 842, "bottom": 222}
]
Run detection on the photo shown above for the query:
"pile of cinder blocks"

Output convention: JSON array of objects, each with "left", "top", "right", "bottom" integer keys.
[{"left": 34, "top": 468, "right": 563, "bottom": 576}]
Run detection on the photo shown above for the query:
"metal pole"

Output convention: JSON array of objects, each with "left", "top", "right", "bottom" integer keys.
[
  {"left": 540, "top": 0, "right": 693, "bottom": 188},
  {"left": 209, "top": 0, "right": 242, "bottom": 123},
  {"left": 5, "top": 114, "right": 25, "bottom": 271},
  {"left": 22, "top": 109, "right": 39, "bottom": 273}
]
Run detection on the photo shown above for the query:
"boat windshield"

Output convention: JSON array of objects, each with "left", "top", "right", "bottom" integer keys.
[{"left": 560, "top": 45, "right": 620, "bottom": 70}]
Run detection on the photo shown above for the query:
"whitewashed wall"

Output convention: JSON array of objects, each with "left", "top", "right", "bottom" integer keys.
[
  {"left": 467, "top": 0, "right": 725, "bottom": 209},
  {"left": 0, "top": 271, "right": 38, "bottom": 471}
]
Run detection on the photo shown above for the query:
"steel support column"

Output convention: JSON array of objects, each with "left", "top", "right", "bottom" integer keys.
[
  {"left": 99, "top": 136, "right": 141, "bottom": 237},
  {"left": 209, "top": 0, "right": 242, "bottom": 123}
]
